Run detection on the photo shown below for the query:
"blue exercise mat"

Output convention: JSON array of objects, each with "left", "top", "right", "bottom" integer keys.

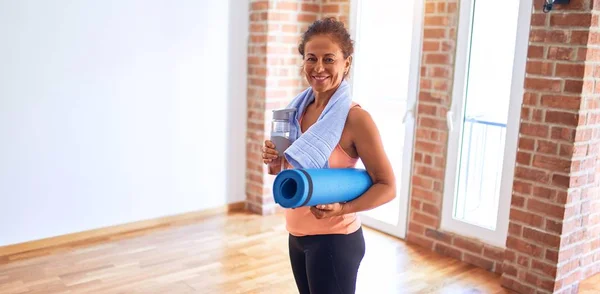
[{"left": 272, "top": 168, "right": 373, "bottom": 208}]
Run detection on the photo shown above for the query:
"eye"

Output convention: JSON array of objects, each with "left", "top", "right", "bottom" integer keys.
[
  {"left": 325, "top": 58, "right": 334, "bottom": 63},
  {"left": 306, "top": 57, "right": 316, "bottom": 62}
]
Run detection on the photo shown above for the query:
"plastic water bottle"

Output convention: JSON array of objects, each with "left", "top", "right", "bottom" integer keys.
[{"left": 269, "top": 108, "right": 295, "bottom": 175}]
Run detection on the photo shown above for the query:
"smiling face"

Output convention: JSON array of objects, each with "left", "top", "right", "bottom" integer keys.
[{"left": 302, "top": 34, "right": 352, "bottom": 95}]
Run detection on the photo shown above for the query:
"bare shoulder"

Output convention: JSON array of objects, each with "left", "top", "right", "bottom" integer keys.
[
  {"left": 346, "top": 105, "right": 394, "bottom": 185},
  {"left": 347, "top": 106, "right": 377, "bottom": 134}
]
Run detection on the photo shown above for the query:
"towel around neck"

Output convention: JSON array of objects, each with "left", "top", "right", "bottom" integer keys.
[{"left": 283, "top": 80, "right": 353, "bottom": 169}]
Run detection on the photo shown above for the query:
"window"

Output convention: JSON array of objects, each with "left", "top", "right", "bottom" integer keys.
[
  {"left": 441, "top": 0, "right": 532, "bottom": 247},
  {"left": 349, "top": 0, "right": 423, "bottom": 239}
]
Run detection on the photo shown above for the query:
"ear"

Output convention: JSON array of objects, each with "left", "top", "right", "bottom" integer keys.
[{"left": 345, "top": 56, "right": 352, "bottom": 75}]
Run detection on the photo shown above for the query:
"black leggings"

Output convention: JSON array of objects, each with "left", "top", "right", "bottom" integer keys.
[{"left": 288, "top": 227, "right": 366, "bottom": 294}]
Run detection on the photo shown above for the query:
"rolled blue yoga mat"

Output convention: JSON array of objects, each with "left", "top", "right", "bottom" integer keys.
[{"left": 272, "top": 168, "right": 373, "bottom": 208}]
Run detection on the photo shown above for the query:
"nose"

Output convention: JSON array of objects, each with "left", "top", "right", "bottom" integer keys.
[{"left": 315, "top": 60, "right": 324, "bottom": 73}]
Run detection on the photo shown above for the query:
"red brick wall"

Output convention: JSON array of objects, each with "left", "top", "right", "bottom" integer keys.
[
  {"left": 405, "top": 0, "right": 457, "bottom": 248},
  {"left": 581, "top": 0, "right": 600, "bottom": 283},
  {"left": 321, "top": 0, "right": 350, "bottom": 27},
  {"left": 587, "top": 151, "right": 600, "bottom": 277},
  {"left": 500, "top": 1, "right": 600, "bottom": 293},
  {"left": 246, "top": 0, "right": 269, "bottom": 215}
]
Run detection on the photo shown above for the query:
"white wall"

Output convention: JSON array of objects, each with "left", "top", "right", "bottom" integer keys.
[{"left": 0, "top": 0, "right": 248, "bottom": 246}]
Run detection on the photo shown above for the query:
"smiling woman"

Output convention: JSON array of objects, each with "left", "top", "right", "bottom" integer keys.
[{"left": 261, "top": 17, "right": 396, "bottom": 294}]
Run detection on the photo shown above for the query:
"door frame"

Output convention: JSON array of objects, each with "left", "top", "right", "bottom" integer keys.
[{"left": 348, "top": 0, "right": 424, "bottom": 239}]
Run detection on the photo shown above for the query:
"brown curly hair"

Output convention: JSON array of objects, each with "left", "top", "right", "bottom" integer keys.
[{"left": 298, "top": 17, "right": 354, "bottom": 59}]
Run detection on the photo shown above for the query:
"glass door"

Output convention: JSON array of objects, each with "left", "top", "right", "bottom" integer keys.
[
  {"left": 348, "top": 0, "right": 423, "bottom": 239},
  {"left": 441, "top": 0, "right": 532, "bottom": 247}
]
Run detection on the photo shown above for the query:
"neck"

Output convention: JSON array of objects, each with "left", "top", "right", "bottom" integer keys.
[
  {"left": 313, "top": 91, "right": 333, "bottom": 108},
  {"left": 313, "top": 82, "right": 342, "bottom": 108}
]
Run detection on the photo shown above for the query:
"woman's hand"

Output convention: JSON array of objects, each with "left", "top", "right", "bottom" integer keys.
[
  {"left": 310, "top": 203, "right": 345, "bottom": 219},
  {"left": 262, "top": 140, "right": 279, "bottom": 164}
]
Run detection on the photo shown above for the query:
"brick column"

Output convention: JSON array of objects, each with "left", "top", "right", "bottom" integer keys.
[
  {"left": 406, "top": 0, "right": 458, "bottom": 247},
  {"left": 501, "top": 1, "right": 600, "bottom": 293},
  {"left": 246, "top": 0, "right": 269, "bottom": 215},
  {"left": 321, "top": 0, "right": 350, "bottom": 27},
  {"left": 245, "top": 0, "right": 348, "bottom": 215}
]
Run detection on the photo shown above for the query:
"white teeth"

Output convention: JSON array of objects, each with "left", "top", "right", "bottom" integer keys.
[{"left": 313, "top": 76, "right": 327, "bottom": 81}]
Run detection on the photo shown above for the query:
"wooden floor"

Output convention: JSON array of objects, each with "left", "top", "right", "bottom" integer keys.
[{"left": 0, "top": 211, "right": 597, "bottom": 294}]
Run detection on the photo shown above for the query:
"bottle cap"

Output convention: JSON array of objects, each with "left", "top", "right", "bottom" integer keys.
[{"left": 272, "top": 108, "right": 296, "bottom": 120}]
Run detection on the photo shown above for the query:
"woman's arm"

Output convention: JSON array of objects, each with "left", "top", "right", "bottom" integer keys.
[
  {"left": 341, "top": 107, "right": 396, "bottom": 214},
  {"left": 309, "top": 107, "right": 396, "bottom": 219}
]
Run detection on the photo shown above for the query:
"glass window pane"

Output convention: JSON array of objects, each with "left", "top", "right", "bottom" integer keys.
[{"left": 452, "top": 0, "right": 520, "bottom": 229}]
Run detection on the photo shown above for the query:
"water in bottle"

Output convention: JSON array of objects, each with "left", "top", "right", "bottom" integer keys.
[{"left": 269, "top": 108, "right": 295, "bottom": 174}]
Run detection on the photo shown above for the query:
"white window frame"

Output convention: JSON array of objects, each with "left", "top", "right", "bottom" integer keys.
[{"left": 441, "top": 0, "right": 533, "bottom": 248}]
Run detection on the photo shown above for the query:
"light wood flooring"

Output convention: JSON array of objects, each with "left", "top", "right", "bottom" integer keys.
[{"left": 0, "top": 211, "right": 598, "bottom": 293}]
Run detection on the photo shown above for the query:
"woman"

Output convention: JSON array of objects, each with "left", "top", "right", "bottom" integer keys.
[{"left": 261, "top": 18, "right": 396, "bottom": 294}]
